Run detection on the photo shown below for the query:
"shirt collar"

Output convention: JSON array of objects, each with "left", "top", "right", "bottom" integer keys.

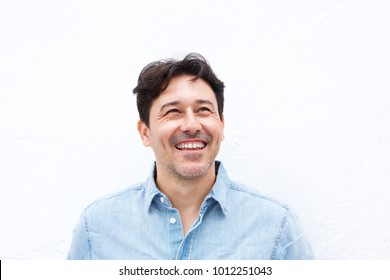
[
  {"left": 143, "top": 161, "right": 229, "bottom": 216},
  {"left": 207, "top": 161, "right": 228, "bottom": 215},
  {"left": 144, "top": 162, "right": 162, "bottom": 212}
]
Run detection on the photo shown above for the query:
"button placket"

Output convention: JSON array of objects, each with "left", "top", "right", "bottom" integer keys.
[{"left": 167, "top": 208, "right": 183, "bottom": 259}]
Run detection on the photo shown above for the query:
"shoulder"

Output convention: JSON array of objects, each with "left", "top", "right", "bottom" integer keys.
[
  {"left": 227, "top": 180, "right": 291, "bottom": 212},
  {"left": 83, "top": 183, "right": 145, "bottom": 216},
  {"left": 216, "top": 162, "right": 291, "bottom": 213}
]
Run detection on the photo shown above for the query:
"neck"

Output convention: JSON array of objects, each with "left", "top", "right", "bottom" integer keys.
[{"left": 156, "top": 163, "right": 216, "bottom": 210}]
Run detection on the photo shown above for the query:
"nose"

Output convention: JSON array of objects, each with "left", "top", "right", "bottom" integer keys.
[{"left": 180, "top": 111, "right": 202, "bottom": 133}]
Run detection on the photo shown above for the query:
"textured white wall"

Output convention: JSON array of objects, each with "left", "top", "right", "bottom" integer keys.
[{"left": 1, "top": 0, "right": 389, "bottom": 259}]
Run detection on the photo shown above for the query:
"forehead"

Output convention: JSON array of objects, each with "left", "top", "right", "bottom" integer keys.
[{"left": 153, "top": 75, "right": 217, "bottom": 106}]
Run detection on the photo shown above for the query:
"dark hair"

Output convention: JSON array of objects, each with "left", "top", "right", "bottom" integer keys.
[{"left": 133, "top": 53, "right": 225, "bottom": 127}]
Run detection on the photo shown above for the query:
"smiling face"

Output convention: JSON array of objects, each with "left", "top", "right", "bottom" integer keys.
[{"left": 138, "top": 74, "right": 225, "bottom": 182}]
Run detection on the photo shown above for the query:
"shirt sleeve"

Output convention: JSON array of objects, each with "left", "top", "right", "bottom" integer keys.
[
  {"left": 272, "top": 208, "right": 315, "bottom": 260},
  {"left": 67, "top": 209, "right": 91, "bottom": 260}
]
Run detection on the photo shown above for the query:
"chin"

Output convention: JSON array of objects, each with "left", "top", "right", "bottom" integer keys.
[{"left": 173, "top": 162, "right": 213, "bottom": 180}]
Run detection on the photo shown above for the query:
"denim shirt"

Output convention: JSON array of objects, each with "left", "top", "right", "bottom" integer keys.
[{"left": 68, "top": 162, "right": 314, "bottom": 260}]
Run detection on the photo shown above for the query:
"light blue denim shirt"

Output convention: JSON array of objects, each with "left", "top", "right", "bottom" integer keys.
[{"left": 68, "top": 162, "right": 314, "bottom": 259}]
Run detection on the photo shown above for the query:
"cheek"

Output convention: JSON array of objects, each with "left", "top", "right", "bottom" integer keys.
[
  {"left": 216, "top": 124, "right": 225, "bottom": 142},
  {"left": 205, "top": 120, "right": 224, "bottom": 140},
  {"left": 150, "top": 125, "right": 177, "bottom": 145}
]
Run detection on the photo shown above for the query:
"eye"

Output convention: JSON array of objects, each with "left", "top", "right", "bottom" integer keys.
[
  {"left": 164, "top": 108, "right": 182, "bottom": 119},
  {"left": 196, "top": 107, "right": 212, "bottom": 116},
  {"left": 166, "top": 108, "right": 180, "bottom": 114}
]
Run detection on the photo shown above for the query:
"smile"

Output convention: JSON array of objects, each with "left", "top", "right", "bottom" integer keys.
[{"left": 175, "top": 142, "right": 206, "bottom": 150}]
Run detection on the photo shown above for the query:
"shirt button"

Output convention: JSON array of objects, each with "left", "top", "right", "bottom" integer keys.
[
  {"left": 169, "top": 217, "right": 176, "bottom": 224},
  {"left": 160, "top": 197, "right": 164, "bottom": 203}
]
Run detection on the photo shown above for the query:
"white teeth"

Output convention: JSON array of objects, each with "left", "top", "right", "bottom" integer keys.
[{"left": 176, "top": 142, "right": 206, "bottom": 150}]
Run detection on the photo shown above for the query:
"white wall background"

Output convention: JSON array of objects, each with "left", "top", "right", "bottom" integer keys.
[{"left": 1, "top": 0, "right": 389, "bottom": 259}]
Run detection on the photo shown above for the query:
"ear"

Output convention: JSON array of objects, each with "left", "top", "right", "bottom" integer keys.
[{"left": 137, "top": 119, "right": 151, "bottom": 147}]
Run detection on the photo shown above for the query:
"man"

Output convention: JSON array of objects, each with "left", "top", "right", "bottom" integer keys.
[{"left": 68, "top": 53, "right": 314, "bottom": 259}]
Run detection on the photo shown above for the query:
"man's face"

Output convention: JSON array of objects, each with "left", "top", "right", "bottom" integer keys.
[{"left": 138, "top": 74, "right": 224, "bottom": 181}]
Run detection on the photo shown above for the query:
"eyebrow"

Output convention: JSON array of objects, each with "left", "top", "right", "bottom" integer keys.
[
  {"left": 159, "top": 99, "right": 215, "bottom": 112},
  {"left": 195, "top": 99, "right": 215, "bottom": 107},
  {"left": 160, "top": 101, "right": 180, "bottom": 113}
]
